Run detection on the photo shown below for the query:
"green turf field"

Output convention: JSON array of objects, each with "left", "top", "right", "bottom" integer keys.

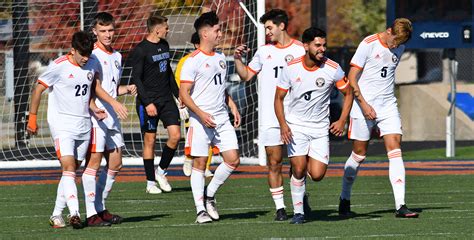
[{"left": 1, "top": 174, "right": 473, "bottom": 239}]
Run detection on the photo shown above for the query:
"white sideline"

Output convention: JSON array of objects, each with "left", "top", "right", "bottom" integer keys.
[{"left": 0, "top": 156, "right": 260, "bottom": 169}]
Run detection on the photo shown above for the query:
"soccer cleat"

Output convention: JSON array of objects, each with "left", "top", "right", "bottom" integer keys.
[
  {"left": 338, "top": 197, "right": 355, "bottom": 217},
  {"left": 49, "top": 215, "right": 66, "bottom": 228},
  {"left": 274, "top": 208, "right": 288, "bottom": 221},
  {"left": 303, "top": 193, "right": 312, "bottom": 215},
  {"left": 183, "top": 159, "right": 193, "bottom": 177},
  {"left": 67, "top": 215, "right": 83, "bottom": 229},
  {"left": 195, "top": 210, "right": 212, "bottom": 224},
  {"left": 86, "top": 214, "right": 112, "bottom": 227},
  {"left": 395, "top": 205, "right": 419, "bottom": 218},
  {"left": 290, "top": 213, "right": 305, "bottom": 224},
  {"left": 204, "top": 169, "right": 214, "bottom": 177},
  {"left": 155, "top": 172, "right": 172, "bottom": 192},
  {"left": 98, "top": 210, "right": 123, "bottom": 224},
  {"left": 146, "top": 185, "right": 162, "bottom": 194},
  {"left": 205, "top": 196, "right": 219, "bottom": 220}
]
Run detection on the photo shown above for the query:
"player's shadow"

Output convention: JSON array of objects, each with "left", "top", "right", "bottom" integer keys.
[
  {"left": 303, "top": 209, "right": 382, "bottom": 222},
  {"left": 219, "top": 210, "right": 269, "bottom": 220},
  {"left": 364, "top": 206, "right": 445, "bottom": 216},
  {"left": 168, "top": 186, "right": 192, "bottom": 192},
  {"left": 122, "top": 214, "right": 170, "bottom": 223}
]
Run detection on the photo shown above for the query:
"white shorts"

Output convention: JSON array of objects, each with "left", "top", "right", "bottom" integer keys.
[
  {"left": 185, "top": 116, "right": 238, "bottom": 157},
  {"left": 348, "top": 114, "right": 403, "bottom": 141},
  {"left": 259, "top": 126, "right": 284, "bottom": 147},
  {"left": 53, "top": 136, "right": 89, "bottom": 161},
  {"left": 89, "top": 126, "right": 124, "bottom": 153},
  {"left": 287, "top": 126, "right": 329, "bottom": 165}
]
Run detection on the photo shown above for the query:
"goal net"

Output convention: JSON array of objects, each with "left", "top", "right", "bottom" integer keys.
[{"left": 0, "top": 0, "right": 261, "bottom": 163}]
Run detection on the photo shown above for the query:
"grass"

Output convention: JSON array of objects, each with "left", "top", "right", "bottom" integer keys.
[{"left": 0, "top": 174, "right": 473, "bottom": 239}]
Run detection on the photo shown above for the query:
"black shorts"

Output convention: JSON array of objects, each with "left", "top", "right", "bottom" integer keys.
[{"left": 136, "top": 100, "right": 180, "bottom": 133}]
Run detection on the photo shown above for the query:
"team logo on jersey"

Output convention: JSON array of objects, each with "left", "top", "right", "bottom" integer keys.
[
  {"left": 87, "top": 72, "right": 94, "bottom": 81},
  {"left": 315, "top": 77, "right": 325, "bottom": 87},
  {"left": 115, "top": 60, "right": 120, "bottom": 69},
  {"left": 219, "top": 60, "right": 226, "bottom": 69},
  {"left": 285, "top": 54, "right": 294, "bottom": 63},
  {"left": 392, "top": 54, "right": 399, "bottom": 63}
]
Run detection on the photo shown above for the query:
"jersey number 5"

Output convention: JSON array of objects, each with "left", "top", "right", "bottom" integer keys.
[
  {"left": 381, "top": 66, "right": 388, "bottom": 78},
  {"left": 75, "top": 84, "right": 88, "bottom": 96}
]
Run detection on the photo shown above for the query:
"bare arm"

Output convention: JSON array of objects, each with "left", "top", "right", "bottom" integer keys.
[
  {"left": 234, "top": 45, "right": 256, "bottom": 81},
  {"left": 225, "top": 92, "right": 240, "bottom": 128},
  {"left": 274, "top": 88, "right": 292, "bottom": 144},
  {"left": 93, "top": 78, "right": 128, "bottom": 119},
  {"left": 26, "top": 83, "right": 47, "bottom": 135},
  {"left": 329, "top": 83, "right": 353, "bottom": 136},
  {"left": 118, "top": 84, "right": 137, "bottom": 96},
  {"left": 179, "top": 82, "right": 216, "bottom": 128},
  {"left": 348, "top": 66, "right": 376, "bottom": 120}
]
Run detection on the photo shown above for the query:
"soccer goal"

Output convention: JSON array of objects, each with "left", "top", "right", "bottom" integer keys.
[{"left": 0, "top": 0, "right": 268, "bottom": 165}]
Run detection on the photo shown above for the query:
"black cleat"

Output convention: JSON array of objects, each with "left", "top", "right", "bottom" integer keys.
[
  {"left": 86, "top": 214, "right": 112, "bottom": 227},
  {"left": 290, "top": 213, "right": 305, "bottom": 224},
  {"left": 98, "top": 210, "right": 123, "bottom": 224},
  {"left": 303, "top": 193, "right": 312, "bottom": 215},
  {"left": 68, "top": 215, "right": 83, "bottom": 229},
  {"left": 338, "top": 197, "right": 355, "bottom": 217},
  {"left": 274, "top": 208, "right": 288, "bottom": 221},
  {"left": 395, "top": 205, "right": 419, "bottom": 218}
]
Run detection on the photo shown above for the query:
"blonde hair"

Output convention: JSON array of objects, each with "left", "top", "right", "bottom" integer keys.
[{"left": 390, "top": 18, "right": 413, "bottom": 45}]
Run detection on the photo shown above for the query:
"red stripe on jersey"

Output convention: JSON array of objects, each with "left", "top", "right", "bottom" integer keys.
[
  {"left": 288, "top": 56, "right": 303, "bottom": 66},
  {"left": 190, "top": 49, "right": 201, "bottom": 57},
  {"left": 89, "top": 128, "right": 97, "bottom": 153},
  {"left": 246, "top": 66, "right": 258, "bottom": 74},
  {"left": 54, "top": 55, "right": 68, "bottom": 64},
  {"left": 293, "top": 40, "right": 304, "bottom": 47},
  {"left": 364, "top": 34, "right": 378, "bottom": 43},
  {"left": 54, "top": 138, "right": 61, "bottom": 160},
  {"left": 350, "top": 63, "right": 363, "bottom": 70},
  {"left": 323, "top": 58, "right": 338, "bottom": 69},
  {"left": 276, "top": 86, "right": 288, "bottom": 92},
  {"left": 180, "top": 80, "right": 194, "bottom": 84},
  {"left": 275, "top": 39, "right": 296, "bottom": 49},
  {"left": 184, "top": 127, "right": 193, "bottom": 157},
  {"left": 94, "top": 42, "right": 113, "bottom": 55},
  {"left": 335, "top": 77, "right": 349, "bottom": 90},
  {"left": 377, "top": 34, "right": 389, "bottom": 48},
  {"left": 37, "top": 79, "right": 49, "bottom": 88}
]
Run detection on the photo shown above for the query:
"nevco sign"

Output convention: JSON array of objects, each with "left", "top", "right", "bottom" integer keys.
[{"left": 419, "top": 32, "right": 450, "bottom": 39}]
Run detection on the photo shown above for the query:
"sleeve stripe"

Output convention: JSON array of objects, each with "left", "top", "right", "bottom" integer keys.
[
  {"left": 336, "top": 79, "right": 350, "bottom": 90},
  {"left": 180, "top": 80, "right": 194, "bottom": 83},
  {"left": 37, "top": 79, "right": 49, "bottom": 88},
  {"left": 246, "top": 66, "right": 258, "bottom": 74},
  {"left": 350, "top": 63, "right": 363, "bottom": 70},
  {"left": 276, "top": 86, "right": 289, "bottom": 92}
]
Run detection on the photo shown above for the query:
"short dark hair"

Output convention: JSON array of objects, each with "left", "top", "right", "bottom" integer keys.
[
  {"left": 93, "top": 12, "right": 114, "bottom": 27},
  {"left": 302, "top": 27, "right": 327, "bottom": 43},
  {"left": 190, "top": 32, "right": 200, "bottom": 45},
  {"left": 259, "top": 9, "right": 289, "bottom": 30},
  {"left": 147, "top": 15, "right": 168, "bottom": 33},
  {"left": 72, "top": 31, "right": 94, "bottom": 56},
  {"left": 194, "top": 11, "right": 219, "bottom": 32}
]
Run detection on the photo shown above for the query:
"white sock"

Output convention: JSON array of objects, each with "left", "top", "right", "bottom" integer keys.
[
  {"left": 191, "top": 168, "right": 206, "bottom": 214},
  {"left": 147, "top": 181, "right": 156, "bottom": 188},
  {"left": 62, "top": 171, "right": 80, "bottom": 216},
  {"left": 206, "top": 162, "right": 235, "bottom": 198},
  {"left": 156, "top": 166, "right": 165, "bottom": 176},
  {"left": 82, "top": 168, "right": 97, "bottom": 218},
  {"left": 290, "top": 175, "right": 306, "bottom": 215},
  {"left": 341, "top": 152, "right": 365, "bottom": 200},
  {"left": 270, "top": 186, "right": 285, "bottom": 210},
  {"left": 95, "top": 167, "right": 107, "bottom": 213},
  {"left": 388, "top": 149, "right": 406, "bottom": 210},
  {"left": 52, "top": 178, "right": 66, "bottom": 216},
  {"left": 102, "top": 169, "right": 118, "bottom": 210}
]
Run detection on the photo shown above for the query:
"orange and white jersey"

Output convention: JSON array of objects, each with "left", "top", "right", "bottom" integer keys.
[
  {"left": 247, "top": 39, "right": 305, "bottom": 128},
  {"left": 38, "top": 55, "right": 100, "bottom": 138},
  {"left": 350, "top": 34, "right": 405, "bottom": 118},
  {"left": 90, "top": 43, "right": 122, "bottom": 130},
  {"left": 277, "top": 56, "right": 348, "bottom": 135},
  {"left": 180, "top": 49, "right": 228, "bottom": 121}
]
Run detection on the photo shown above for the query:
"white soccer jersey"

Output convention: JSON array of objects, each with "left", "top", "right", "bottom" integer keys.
[
  {"left": 180, "top": 49, "right": 228, "bottom": 121},
  {"left": 277, "top": 56, "right": 348, "bottom": 136},
  {"left": 247, "top": 39, "right": 305, "bottom": 128},
  {"left": 350, "top": 34, "right": 405, "bottom": 118},
  {"left": 90, "top": 43, "right": 123, "bottom": 130},
  {"left": 38, "top": 55, "right": 101, "bottom": 138}
]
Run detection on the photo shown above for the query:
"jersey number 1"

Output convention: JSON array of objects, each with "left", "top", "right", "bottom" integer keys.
[
  {"left": 273, "top": 66, "right": 283, "bottom": 78},
  {"left": 213, "top": 73, "right": 223, "bottom": 85}
]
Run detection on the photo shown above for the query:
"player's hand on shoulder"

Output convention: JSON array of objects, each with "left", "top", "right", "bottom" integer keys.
[
  {"left": 329, "top": 120, "right": 345, "bottom": 137},
  {"left": 92, "top": 108, "right": 108, "bottom": 121},
  {"left": 145, "top": 103, "right": 157, "bottom": 117},
  {"left": 280, "top": 123, "right": 293, "bottom": 144},
  {"left": 234, "top": 45, "right": 248, "bottom": 59}
]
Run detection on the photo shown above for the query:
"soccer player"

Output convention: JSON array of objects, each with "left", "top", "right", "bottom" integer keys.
[
  {"left": 275, "top": 27, "right": 353, "bottom": 224},
  {"left": 179, "top": 11, "right": 241, "bottom": 224},
  {"left": 26, "top": 31, "right": 128, "bottom": 229},
  {"left": 82, "top": 12, "right": 137, "bottom": 227},
  {"left": 338, "top": 18, "right": 419, "bottom": 218},
  {"left": 129, "top": 15, "right": 180, "bottom": 194},
  {"left": 234, "top": 9, "right": 306, "bottom": 221}
]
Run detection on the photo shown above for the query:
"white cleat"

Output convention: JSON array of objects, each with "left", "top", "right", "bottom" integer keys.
[
  {"left": 195, "top": 210, "right": 212, "bottom": 224},
  {"left": 155, "top": 172, "right": 172, "bottom": 192},
  {"left": 205, "top": 197, "right": 219, "bottom": 220},
  {"left": 183, "top": 159, "right": 192, "bottom": 177},
  {"left": 204, "top": 169, "right": 214, "bottom": 177},
  {"left": 146, "top": 185, "right": 162, "bottom": 194},
  {"left": 49, "top": 215, "right": 66, "bottom": 228}
]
